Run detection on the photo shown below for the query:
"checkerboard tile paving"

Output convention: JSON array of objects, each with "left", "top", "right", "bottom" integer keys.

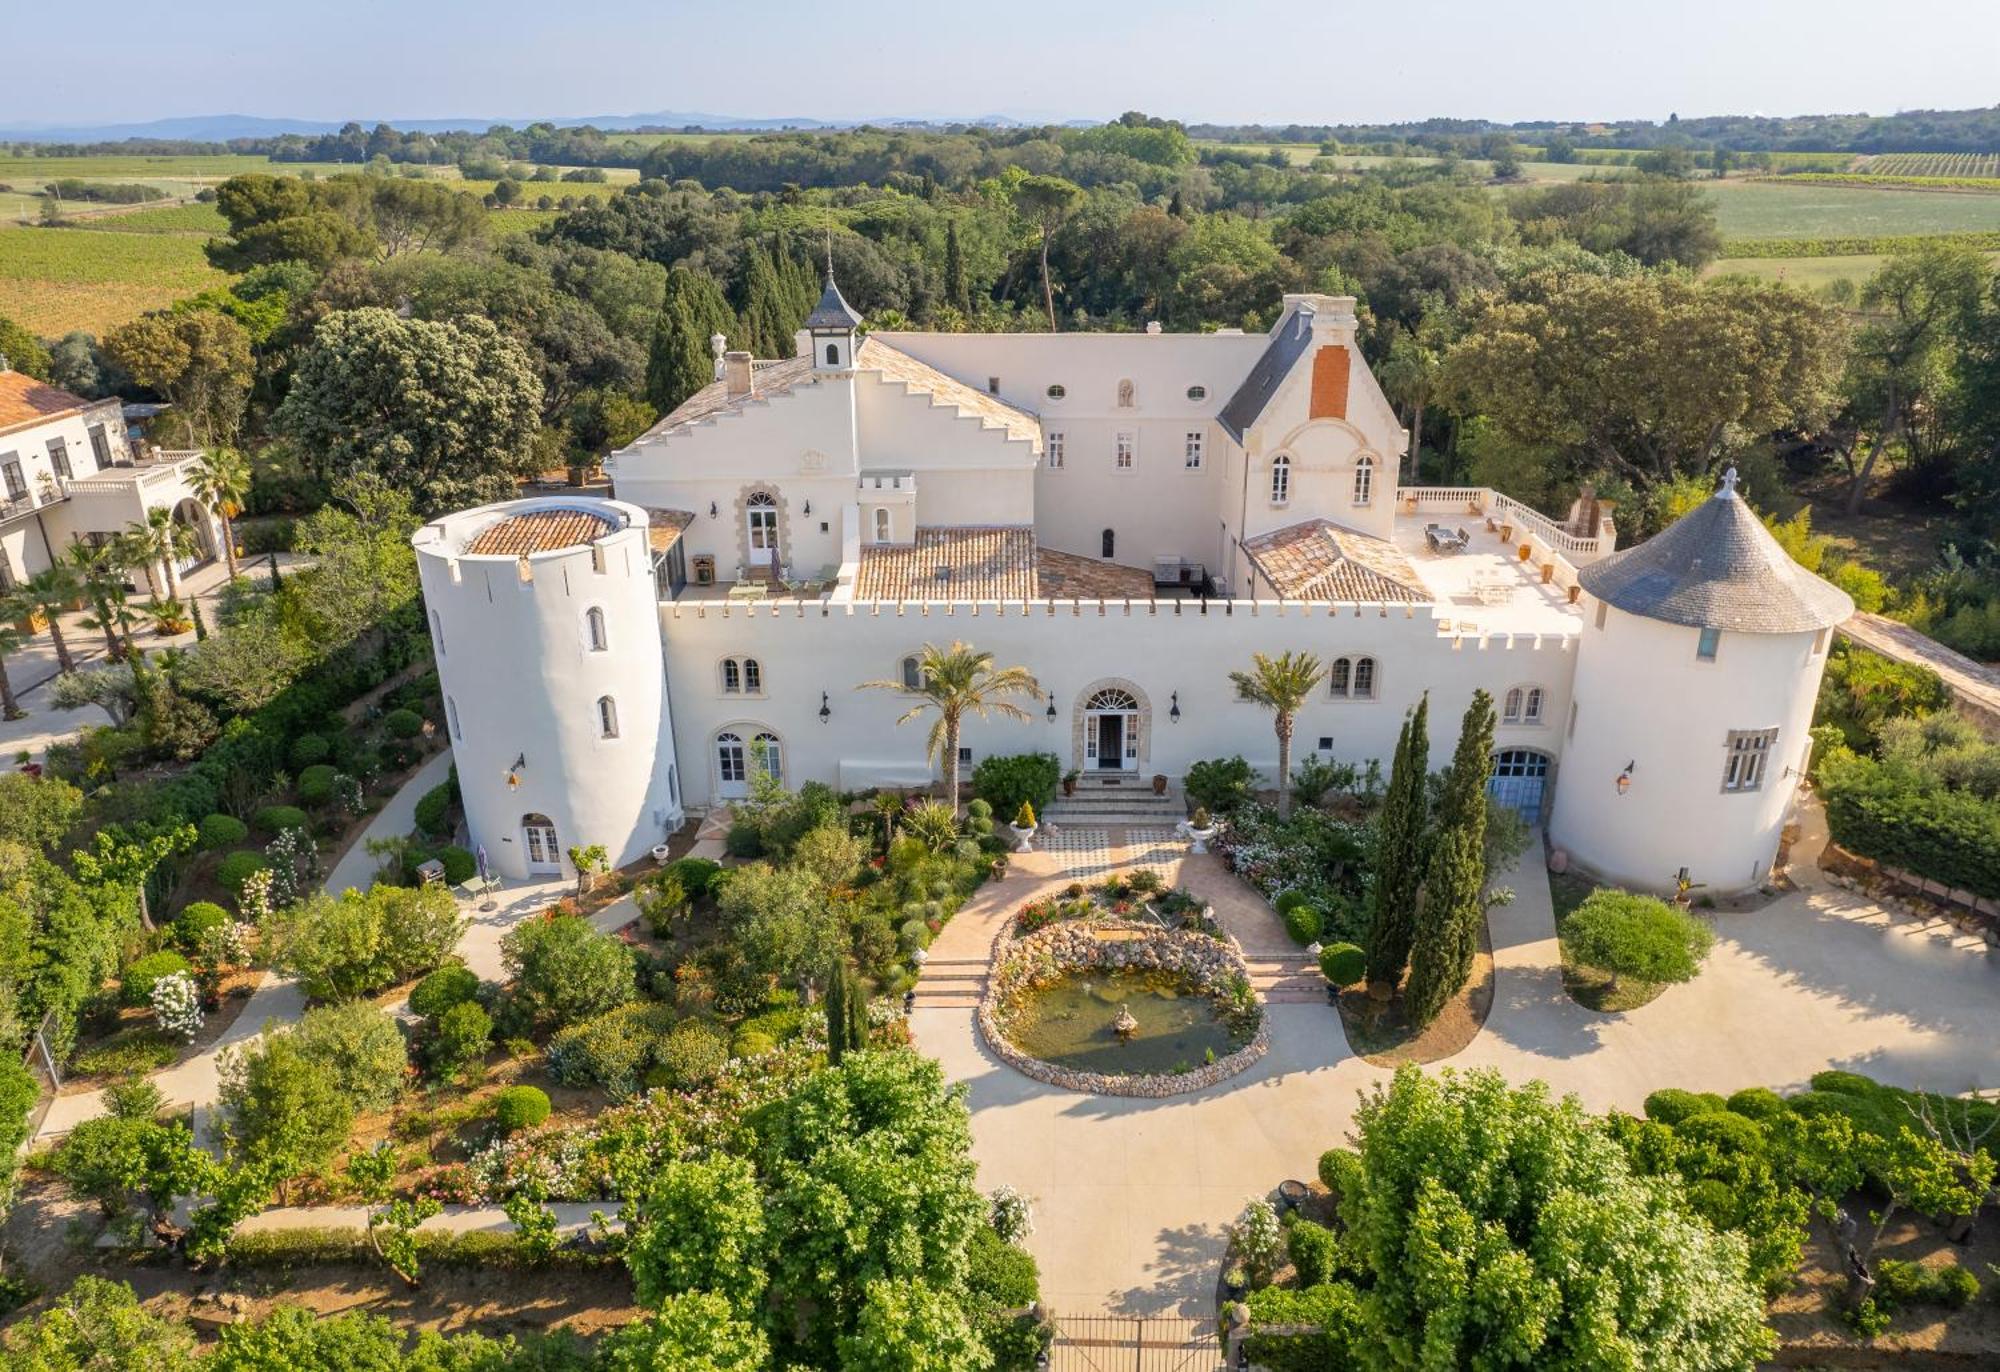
[{"left": 1038, "top": 827, "right": 1116, "bottom": 877}]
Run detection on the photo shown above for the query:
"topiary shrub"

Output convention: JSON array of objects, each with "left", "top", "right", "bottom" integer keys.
[
  {"left": 1283, "top": 903, "right": 1322, "bottom": 945},
  {"left": 1643, "top": 1088, "right": 1727, "bottom": 1126},
  {"left": 1285, "top": 1216, "right": 1341, "bottom": 1287},
  {"left": 198, "top": 813, "right": 249, "bottom": 851},
  {"left": 253, "top": 804, "right": 309, "bottom": 836},
  {"left": 289, "top": 734, "right": 331, "bottom": 770},
  {"left": 730, "top": 1028, "right": 776, "bottom": 1059},
  {"left": 492, "top": 1085, "right": 551, "bottom": 1134},
  {"left": 174, "top": 901, "right": 231, "bottom": 951},
  {"left": 413, "top": 783, "right": 454, "bottom": 839},
  {"left": 383, "top": 708, "right": 424, "bottom": 740},
  {"left": 1319, "top": 942, "right": 1366, "bottom": 986},
  {"left": 216, "top": 850, "right": 269, "bottom": 899},
  {"left": 965, "top": 798, "right": 993, "bottom": 822},
  {"left": 409, "top": 965, "right": 480, "bottom": 1021},
  {"left": 296, "top": 765, "right": 338, "bottom": 807},
  {"left": 438, "top": 845, "right": 476, "bottom": 885},
  {"left": 1273, "top": 890, "right": 1310, "bottom": 916},
  {"left": 122, "top": 950, "right": 192, "bottom": 1007},
  {"left": 652, "top": 1020, "right": 728, "bottom": 1089},
  {"left": 1725, "top": 1086, "right": 1785, "bottom": 1122}
]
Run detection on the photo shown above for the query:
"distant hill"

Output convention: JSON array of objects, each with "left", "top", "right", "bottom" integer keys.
[{"left": 0, "top": 111, "right": 1052, "bottom": 143}]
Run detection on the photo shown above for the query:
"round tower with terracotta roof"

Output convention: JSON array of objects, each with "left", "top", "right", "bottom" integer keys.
[
  {"left": 413, "top": 497, "right": 681, "bottom": 882},
  {"left": 1548, "top": 469, "right": 1854, "bottom": 894}
]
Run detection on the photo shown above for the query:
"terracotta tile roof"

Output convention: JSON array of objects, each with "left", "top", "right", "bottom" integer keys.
[
  {"left": 1037, "top": 547, "right": 1156, "bottom": 600},
  {"left": 645, "top": 508, "right": 696, "bottom": 554},
  {"left": 0, "top": 370, "right": 88, "bottom": 433},
  {"left": 855, "top": 527, "right": 1037, "bottom": 600},
  {"left": 645, "top": 356, "right": 816, "bottom": 437},
  {"left": 1244, "top": 519, "right": 1430, "bottom": 603},
  {"left": 464, "top": 508, "right": 616, "bottom": 557},
  {"left": 856, "top": 338, "right": 1042, "bottom": 451}
]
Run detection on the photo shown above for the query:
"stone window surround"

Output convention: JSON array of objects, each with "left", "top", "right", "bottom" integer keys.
[{"left": 1071, "top": 676, "right": 1152, "bottom": 772}]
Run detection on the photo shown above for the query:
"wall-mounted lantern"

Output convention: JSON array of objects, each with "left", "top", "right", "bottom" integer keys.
[
  {"left": 803, "top": 499, "right": 813, "bottom": 517},
  {"left": 819, "top": 691, "right": 831, "bottom": 723},
  {"left": 1045, "top": 692, "right": 1058, "bottom": 723},
  {"left": 505, "top": 752, "right": 527, "bottom": 790},
  {"left": 708, "top": 501, "right": 718, "bottom": 519},
  {"left": 1615, "top": 760, "right": 1635, "bottom": 796},
  {"left": 1169, "top": 691, "right": 1181, "bottom": 723}
]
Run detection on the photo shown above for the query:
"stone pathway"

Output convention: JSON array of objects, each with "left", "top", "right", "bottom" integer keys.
[{"left": 913, "top": 818, "right": 2000, "bottom": 1318}]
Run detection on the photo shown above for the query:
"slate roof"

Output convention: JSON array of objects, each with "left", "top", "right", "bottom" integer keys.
[
  {"left": 1243, "top": 519, "right": 1431, "bottom": 603},
  {"left": 0, "top": 369, "right": 88, "bottom": 434},
  {"left": 1218, "top": 305, "right": 1315, "bottom": 442},
  {"left": 464, "top": 507, "right": 616, "bottom": 556},
  {"left": 1577, "top": 484, "right": 1853, "bottom": 634},
  {"left": 803, "top": 272, "right": 864, "bottom": 331}
]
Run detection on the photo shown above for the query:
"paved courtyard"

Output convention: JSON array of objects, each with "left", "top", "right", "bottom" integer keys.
[{"left": 912, "top": 815, "right": 2000, "bottom": 1317}]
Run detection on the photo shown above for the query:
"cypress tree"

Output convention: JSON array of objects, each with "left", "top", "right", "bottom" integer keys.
[
  {"left": 1364, "top": 694, "right": 1429, "bottom": 987},
  {"left": 844, "top": 968, "right": 868, "bottom": 1054},
  {"left": 645, "top": 268, "right": 732, "bottom": 415},
  {"left": 1404, "top": 690, "right": 1497, "bottom": 1027},
  {"left": 824, "top": 957, "right": 848, "bottom": 1065},
  {"left": 944, "top": 218, "right": 969, "bottom": 315},
  {"left": 191, "top": 595, "right": 208, "bottom": 642}
]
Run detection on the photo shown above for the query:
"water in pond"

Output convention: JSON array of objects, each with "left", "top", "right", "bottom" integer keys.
[{"left": 1006, "top": 969, "right": 1244, "bottom": 1076}]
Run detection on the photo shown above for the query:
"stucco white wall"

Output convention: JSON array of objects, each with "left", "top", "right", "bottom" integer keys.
[
  {"left": 656, "top": 598, "right": 1577, "bottom": 814},
  {"left": 0, "top": 398, "right": 136, "bottom": 583},
  {"left": 415, "top": 498, "right": 680, "bottom": 881},
  {"left": 1548, "top": 599, "right": 1831, "bottom": 895}
]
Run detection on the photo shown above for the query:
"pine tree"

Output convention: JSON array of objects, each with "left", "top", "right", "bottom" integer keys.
[
  {"left": 645, "top": 268, "right": 732, "bottom": 414},
  {"left": 944, "top": 218, "right": 969, "bottom": 315},
  {"left": 1404, "top": 690, "right": 1497, "bottom": 1027},
  {"left": 1365, "top": 695, "right": 1429, "bottom": 987}
]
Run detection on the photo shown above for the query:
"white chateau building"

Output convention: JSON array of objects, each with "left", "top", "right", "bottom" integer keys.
[{"left": 414, "top": 279, "right": 1853, "bottom": 893}]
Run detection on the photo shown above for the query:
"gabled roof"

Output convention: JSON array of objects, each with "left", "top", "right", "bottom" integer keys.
[
  {"left": 1218, "top": 306, "right": 1315, "bottom": 442},
  {"left": 858, "top": 338, "right": 1041, "bottom": 451},
  {"left": 643, "top": 355, "right": 816, "bottom": 438},
  {"left": 803, "top": 272, "right": 864, "bottom": 331},
  {"left": 1243, "top": 518, "right": 1430, "bottom": 604},
  {"left": 0, "top": 370, "right": 89, "bottom": 434},
  {"left": 1577, "top": 479, "right": 1854, "bottom": 634}
]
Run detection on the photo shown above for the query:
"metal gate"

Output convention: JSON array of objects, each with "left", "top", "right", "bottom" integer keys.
[
  {"left": 1048, "top": 1314, "right": 1222, "bottom": 1372},
  {"left": 1487, "top": 748, "right": 1551, "bottom": 823}
]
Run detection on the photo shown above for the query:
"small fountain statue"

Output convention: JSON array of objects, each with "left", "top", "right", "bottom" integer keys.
[{"left": 1112, "top": 1003, "right": 1139, "bottom": 1039}]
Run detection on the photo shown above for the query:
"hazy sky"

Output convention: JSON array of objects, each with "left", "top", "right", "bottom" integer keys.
[{"left": 13, "top": 0, "right": 1998, "bottom": 128}]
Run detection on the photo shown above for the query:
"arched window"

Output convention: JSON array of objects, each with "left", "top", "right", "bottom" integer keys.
[
  {"left": 1101, "top": 528, "right": 1115, "bottom": 559},
  {"left": 1087, "top": 687, "right": 1139, "bottom": 711},
  {"left": 752, "top": 731, "right": 783, "bottom": 782},
  {"left": 1330, "top": 656, "right": 1377, "bottom": 700},
  {"left": 1271, "top": 454, "right": 1291, "bottom": 505},
  {"left": 1116, "top": 378, "right": 1134, "bottom": 408},
  {"left": 1046, "top": 383, "right": 1066, "bottom": 400},
  {"left": 901, "top": 654, "right": 924, "bottom": 691},
  {"left": 597, "top": 695, "right": 619, "bottom": 738},
  {"left": 825, "top": 342, "right": 840, "bottom": 365},
  {"left": 1504, "top": 685, "right": 1545, "bottom": 724},
  {"left": 447, "top": 695, "right": 461, "bottom": 741},
  {"left": 1186, "top": 384, "right": 1207, "bottom": 401},
  {"left": 722, "top": 659, "right": 741, "bottom": 693},
  {"left": 1353, "top": 454, "right": 1374, "bottom": 506},
  {"left": 874, "top": 507, "right": 891, "bottom": 543},
  {"left": 743, "top": 658, "right": 762, "bottom": 694},
  {"left": 585, "top": 606, "right": 608, "bottom": 652}
]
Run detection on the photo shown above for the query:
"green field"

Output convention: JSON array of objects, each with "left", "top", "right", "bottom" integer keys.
[
  {"left": 0, "top": 224, "right": 227, "bottom": 335},
  {"left": 1700, "top": 180, "right": 2000, "bottom": 239},
  {"left": 1706, "top": 250, "right": 2000, "bottom": 292},
  {"left": 66, "top": 203, "right": 228, "bottom": 235}
]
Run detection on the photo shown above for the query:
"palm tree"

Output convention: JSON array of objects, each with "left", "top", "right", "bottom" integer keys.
[
  {"left": 13, "top": 565, "right": 81, "bottom": 675},
  {"left": 859, "top": 641, "right": 1041, "bottom": 816},
  {"left": 125, "top": 506, "right": 198, "bottom": 601},
  {"left": 1228, "top": 651, "right": 1326, "bottom": 820},
  {"left": 188, "top": 448, "right": 250, "bottom": 579},
  {"left": 0, "top": 620, "right": 25, "bottom": 720},
  {"left": 66, "top": 540, "right": 140, "bottom": 662}
]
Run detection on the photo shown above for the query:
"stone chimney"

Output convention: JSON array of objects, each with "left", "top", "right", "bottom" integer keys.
[{"left": 723, "top": 350, "right": 753, "bottom": 398}]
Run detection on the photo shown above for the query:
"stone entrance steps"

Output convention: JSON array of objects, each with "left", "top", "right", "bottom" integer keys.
[
  {"left": 910, "top": 957, "right": 988, "bottom": 1009},
  {"left": 1045, "top": 783, "right": 1186, "bottom": 828},
  {"left": 1240, "top": 952, "right": 1329, "bottom": 1004}
]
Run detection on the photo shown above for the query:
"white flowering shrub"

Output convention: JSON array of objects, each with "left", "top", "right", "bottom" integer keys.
[
  {"left": 266, "top": 827, "right": 323, "bottom": 906},
  {"left": 197, "top": 919, "right": 249, "bottom": 969},
  {"left": 989, "top": 1184, "right": 1034, "bottom": 1244},
  {"left": 1230, "top": 1196, "right": 1284, "bottom": 1286},
  {"left": 332, "top": 772, "right": 366, "bottom": 817},
  {"left": 239, "top": 868, "right": 275, "bottom": 924},
  {"left": 151, "top": 971, "right": 204, "bottom": 1043}
]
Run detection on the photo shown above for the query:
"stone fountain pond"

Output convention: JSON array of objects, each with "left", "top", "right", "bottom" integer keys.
[{"left": 1006, "top": 967, "right": 1247, "bottom": 1076}]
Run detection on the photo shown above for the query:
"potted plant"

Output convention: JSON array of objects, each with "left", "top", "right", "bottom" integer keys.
[
  {"left": 1151, "top": 772, "right": 1168, "bottom": 796},
  {"left": 1009, "top": 800, "right": 1038, "bottom": 853},
  {"left": 1062, "top": 769, "right": 1080, "bottom": 797},
  {"left": 1185, "top": 806, "right": 1218, "bottom": 855},
  {"left": 1222, "top": 1263, "right": 1247, "bottom": 1301}
]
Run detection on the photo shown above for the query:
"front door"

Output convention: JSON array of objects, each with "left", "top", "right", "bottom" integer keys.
[
  {"left": 745, "top": 498, "right": 777, "bottom": 570},
  {"left": 1095, "top": 714, "right": 1124, "bottom": 770},
  {"left": 522, "top": 818, "right": 561, "bottom": 873},
  {"left": 717, "top": 733, "right": 749, "bottom": 800}
]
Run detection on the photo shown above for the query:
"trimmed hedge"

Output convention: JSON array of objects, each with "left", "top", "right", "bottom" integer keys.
[
  {"left": 216, "top": 850, "right": 269, "bottom": 897},
  {"left": 296, "top": 764, "right": 338, "bottom": 806},
  {"left": 174, "top": 901, "right": 230, "bottom": 950},
  {"left": 1820, "top": 754, "right": 2000, "bottom": 898},
  {"left": 254, "top": 804, "right": 309, "bottom": 835},
  {"left": 438, "top": 845, "right": 476, "bottom": 884},
  {"left": 383, "top": 707, "right": 424, "bottom": 739},
  {"left": 121, "top": 950, "right": 191, "bottom": 1007},
  {"left": 288, "top": 734, "right": 331, "bottom": 769},
  {"left": 1282, "top": 903, "right": 1322, "bottom": 945},
  {"left": 972, "top": 752, "right": 1062, "bottom": 820},
  {"left": 492, "top": 1085, "right": 551, "bottom": 1133},
  {"left": 198, "top": 813, "right": 249, "bottom": 851},
  {"left": 1319, "top": 942, "right": 1365, "bottom": 986},
  {"left": 413, "top": 782, "right": 454, "bottom": 839},
  {"left": 226, "top": 1225, "right": 613, "bottom": 1271}
]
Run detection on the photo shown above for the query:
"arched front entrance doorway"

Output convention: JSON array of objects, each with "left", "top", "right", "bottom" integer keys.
[
  {"left": 1488, "top": 749, "right": 1552, "bottom": 824},
  {"left": 521, "top": 813, "right": 561, "bottom": 873},
  {"left": 716, "top": 729, "right": 782, "bottom": 801},
  {"left": 170, "top": 498, "right": 216, "bottom": 576},
  {"left": 1083, "top": 686, "right": 1141, "bottom": 772}
]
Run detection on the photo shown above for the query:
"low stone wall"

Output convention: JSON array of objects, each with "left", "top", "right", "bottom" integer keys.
[{"left": 978, "top": 919, "right": 1269, "bottom": 1097}]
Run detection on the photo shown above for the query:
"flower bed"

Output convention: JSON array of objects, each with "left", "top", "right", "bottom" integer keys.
[{"left": 979, "top": 921, "right": 1268, "bottom": 1098}]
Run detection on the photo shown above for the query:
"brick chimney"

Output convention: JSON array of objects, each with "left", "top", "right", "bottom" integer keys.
[{"left": 723, "top": 350, "right": 753, "bottom": 397}]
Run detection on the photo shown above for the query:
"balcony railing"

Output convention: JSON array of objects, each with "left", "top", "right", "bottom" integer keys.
[{"left": 0, "top": 476, "right": 70, "bottom": 524}]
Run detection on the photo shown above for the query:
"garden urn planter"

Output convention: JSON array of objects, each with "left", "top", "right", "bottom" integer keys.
[
  {"left": 1062, "top": 774, "right": 1077, "bottom": 796},
  {"left": 1151, "top": 773, "right": 1168, "bottom": 796},
  {"left": 650, "top": 844, "right": 671, "bottom": 863},
  {"left": 1186, "top": 822, "right": 1218, "bottom": 855},
  {"left": 1009, "top": 822, "right": 1037, "bottom": 854}
]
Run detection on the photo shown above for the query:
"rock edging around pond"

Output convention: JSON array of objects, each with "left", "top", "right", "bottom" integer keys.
[{"left": 978, "top": 920, "right": 1270, "bottom": 1098}]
